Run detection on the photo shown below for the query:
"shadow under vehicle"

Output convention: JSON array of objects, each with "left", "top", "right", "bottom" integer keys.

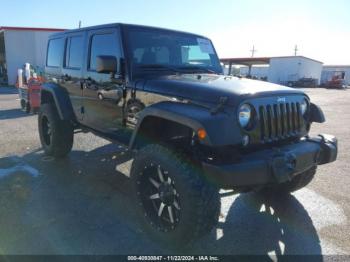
[{"left": 0, "top": 147, "right": 322, "bottom": 257}]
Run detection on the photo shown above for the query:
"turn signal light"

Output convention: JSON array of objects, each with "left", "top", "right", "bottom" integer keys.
[{"left": 197, "top": 128, "right": 207, "bottom": 140}]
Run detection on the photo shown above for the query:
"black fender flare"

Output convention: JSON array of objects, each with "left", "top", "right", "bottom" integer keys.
[
  {"left": 129, "top": 101, "right": 243, "bottom": 149},
  {"left": 310, "top": 103, "right": 325, "bottom": 123},
  {"left": 41, "top": 83, "right": 76, "bottom": 121}
]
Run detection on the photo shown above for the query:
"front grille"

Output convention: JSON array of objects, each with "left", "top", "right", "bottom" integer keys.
[{"left": 258, "top": 102, "right": 302, "bottom": 142}]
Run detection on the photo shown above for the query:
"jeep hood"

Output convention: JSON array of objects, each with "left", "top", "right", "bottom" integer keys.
[{"left": 139, "top": 74, "right": 305, "bottom": 105}]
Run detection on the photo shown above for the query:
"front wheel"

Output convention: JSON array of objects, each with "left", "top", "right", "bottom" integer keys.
[
  {"left": 38, "top": 103, "right": 74, "bottom": 158},
  {"left": 130, "top": 144, "right": 220, "bottom": 247}
]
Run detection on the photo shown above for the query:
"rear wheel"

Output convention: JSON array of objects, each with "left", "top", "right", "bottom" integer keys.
[
  {"left": 130, "top": 144, "right": 220, "bottom": 247},
  {"left": 38, "top": 103, "right": 74, "bottom": 158}
]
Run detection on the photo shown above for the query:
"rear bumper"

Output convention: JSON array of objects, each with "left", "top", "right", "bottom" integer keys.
[{"left": 202, "top": 134, "right": 337, "bottom": 189}]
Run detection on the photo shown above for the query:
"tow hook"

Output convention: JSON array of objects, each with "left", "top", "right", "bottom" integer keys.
[{"left": 270, "top": 151, "right": 296, "bottom": 183}]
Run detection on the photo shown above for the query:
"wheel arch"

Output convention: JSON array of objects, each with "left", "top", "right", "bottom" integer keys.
[
  {"left": 129, "top": 101, "right": 242, "bottom": 150},
  {"left": 129, "top": 114, "right": 201, "bottom": 150},
  {"left": 41, "top": 83, "right": 76, "bottom": 122}
]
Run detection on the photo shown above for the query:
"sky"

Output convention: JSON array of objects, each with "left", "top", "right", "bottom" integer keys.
[{"left": 1, "top": 0, "right": 349, "bottom": 65}]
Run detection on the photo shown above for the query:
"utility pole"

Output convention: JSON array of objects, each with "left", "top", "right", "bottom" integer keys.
[
  {"left": 79, "top": 21, "right": 82, "bottom": 29},
  {"left": 294, "top": 45, "right": 298, "bottom": 56},
  {"left": 250, "top": 45, "right": 257, "bottom": 57}
]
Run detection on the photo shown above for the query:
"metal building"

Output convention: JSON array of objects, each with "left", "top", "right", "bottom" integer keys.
[
  {"left": 269, "top": 56, "right": 323, "bottom": 85},
  {"left": 221, "top": 56, "right": 323, "bottom": 85},
  {"left": 0, "top": 27, "right": 64, "bottom": 85}
]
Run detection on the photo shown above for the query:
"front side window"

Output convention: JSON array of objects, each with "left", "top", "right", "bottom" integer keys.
[
  {"left": 125, "top": 27, "right": 222, "bottom": 77},
  {"left": 89, "top": 33, "right": 120, "bottom": 71},
  {"left": 66, "top": 36, "right": 83, "bottom": 69},
  {"left": 47, "top": 38, "right": 64, "bottom": 67}
]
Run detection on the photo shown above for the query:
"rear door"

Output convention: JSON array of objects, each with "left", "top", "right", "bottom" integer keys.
[
  {"left": 45, "top": 37, "right": 64, "bottom": 86},
  {"left": 61, "top": 32, "right": 86, "bottom": 121},
  {"left": 81, "top": 27, "right": 124, "bottom": 133}
]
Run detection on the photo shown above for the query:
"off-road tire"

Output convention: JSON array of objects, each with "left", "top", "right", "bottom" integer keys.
[
  {"left": 265, "top": 167, "right": 316, "bottom": 194},
  {"left": 38, "top": 103, "right": 74, "bottom": 158},
  {"left": 130, "top": 144, "right": 220, "bottom": 247}
]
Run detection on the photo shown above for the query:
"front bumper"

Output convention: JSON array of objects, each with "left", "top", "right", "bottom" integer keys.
[{"left": 202, "top": 134, "right": 337, "bottom": 189}]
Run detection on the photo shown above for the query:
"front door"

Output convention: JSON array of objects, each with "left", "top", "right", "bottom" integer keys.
[{"left": 81, "top": 28, "right": 125, "bottom": 134}]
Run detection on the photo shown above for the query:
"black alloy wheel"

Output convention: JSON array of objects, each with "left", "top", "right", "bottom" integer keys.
[
  {"left": 138, "top": 163, "right": 181, "bottom": 231},
  {"left": 38, "top": 103, "right": 74, "bottom": 158},
  {"left": 131, "top": 144, "right": 221, "bottom": 247},
  {"left": 41, "top": 115, "right": 52, "bottom": 146}
]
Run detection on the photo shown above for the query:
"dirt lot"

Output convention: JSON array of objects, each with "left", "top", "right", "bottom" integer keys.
[{"left": 0, "top": 86, "right": 349, "bottom": 256}]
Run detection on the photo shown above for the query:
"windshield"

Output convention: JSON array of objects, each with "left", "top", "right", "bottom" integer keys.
[{"left": 124, "top": 26, "right": 223, "bottom": 77}]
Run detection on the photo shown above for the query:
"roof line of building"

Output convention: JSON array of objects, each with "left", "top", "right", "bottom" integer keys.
[
  {"left": 323, "top": 65, "right": 350, "bottom": 67},
  {"left": 0, "top": 26, "right": 66, "bottom": 32},
  {"left": 221, "top": 55, "right": 323, "bottom": 64}
]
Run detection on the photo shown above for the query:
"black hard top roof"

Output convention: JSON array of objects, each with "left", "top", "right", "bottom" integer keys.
[{"left": 49, "top": 23, "right": 209, "bottom": 40}]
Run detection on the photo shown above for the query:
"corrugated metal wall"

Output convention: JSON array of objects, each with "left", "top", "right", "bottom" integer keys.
[
  {"left": 4, "top": 30, "right": 54, "bottom": 85},
  {"left": 268, "top": 57, "right": 323, "bottom": 85},
  {"left": 239, "top": 66, "right": 269, "bottom": 79}
]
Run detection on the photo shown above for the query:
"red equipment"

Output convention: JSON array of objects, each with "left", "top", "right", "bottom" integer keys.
[
  {"left": 18, "top": 77, "right": 42, "bottom": 113},
  {"left": 324, "top": 72, "right": 346, "bottom": 89}
]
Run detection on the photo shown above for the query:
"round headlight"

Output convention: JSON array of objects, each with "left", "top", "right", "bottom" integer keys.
[
  {"left": 238, "top": 104, "right": 252, "bottom": 128},
  {"left": 300, "top": 99, "right": 308, "bottom": 115}
]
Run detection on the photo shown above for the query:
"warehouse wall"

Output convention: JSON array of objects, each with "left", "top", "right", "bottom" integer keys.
[
  {"left": 268, "top": 57, "right": 299, "bottom": 84},
  {"left": 298, "top": 58, "right": 323, "bottom": 85},
  {"left": 239, "top": 66, "right": 269, "bottom": 79},
  {"left": 268, "top": 57, "right": 323, "bottom": 85},
  {"left": 4, "top": 30, "right": 54, "bottom": 85}
]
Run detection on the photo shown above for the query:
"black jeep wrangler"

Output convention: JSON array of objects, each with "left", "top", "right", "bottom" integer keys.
[{"left": 39, "top": 23, "right": 337, "bottom": 246}]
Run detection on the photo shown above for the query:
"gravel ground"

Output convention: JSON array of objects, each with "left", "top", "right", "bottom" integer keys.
[{"left": 0, "top": 86, "right": 349, "bottom": 256}]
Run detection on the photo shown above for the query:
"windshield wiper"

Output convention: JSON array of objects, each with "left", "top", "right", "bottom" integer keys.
[
  {"left": 137, "top": 64, "right": 181, "bottom": 73},
  {"left": 177, "top": 66, "right": 216, "bottom": 74},
  {"left": 137, "top": 64, "right": 217, "bottom": 74}
]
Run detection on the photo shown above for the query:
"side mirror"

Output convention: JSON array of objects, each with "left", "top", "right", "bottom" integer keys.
[{"left": 96, "top": 55, "right": 117, "bottom": 74}]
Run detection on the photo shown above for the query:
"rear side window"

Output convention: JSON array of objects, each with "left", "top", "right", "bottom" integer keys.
[
  {"left": 89, "top": 33, "right": 119, "bottom": 70},
  {"left": 47, "top": 38, "right": 64, "bottom": 67},
  {"left": 65, "top": 35, "right": 84, "bottom": 69}
]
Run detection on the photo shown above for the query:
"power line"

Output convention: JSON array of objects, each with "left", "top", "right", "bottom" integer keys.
[
  {"left": 250, "top": 45, "right": 257, "bottom": 57},
  {"left": 294, "top": 45, "right": 298, "bottom": 56}
]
